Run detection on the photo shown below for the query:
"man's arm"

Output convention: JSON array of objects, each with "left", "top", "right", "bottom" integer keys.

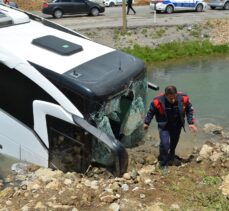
[
  {"left": 144, "top": 101, "right": 156, "bottom": 130},
  {"left": 185, "top": 97, "right": 197, "bottom": 132}
]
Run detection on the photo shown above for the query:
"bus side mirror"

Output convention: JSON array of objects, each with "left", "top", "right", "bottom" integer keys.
[{"left": 148, "top": 82, "right": 159, "bottom": 91}]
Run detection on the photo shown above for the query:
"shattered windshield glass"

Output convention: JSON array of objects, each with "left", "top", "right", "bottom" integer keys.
[{"left": 91, "top": 74, "right": 147, "bottom": 165}]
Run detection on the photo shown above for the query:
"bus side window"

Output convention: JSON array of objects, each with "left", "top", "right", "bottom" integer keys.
[{"left": 0, "top": 63, "right": 57, "bottom": 128}]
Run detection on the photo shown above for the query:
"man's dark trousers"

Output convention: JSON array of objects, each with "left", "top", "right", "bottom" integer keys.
[{"left": 159, "top": 124, "right": 182, "bottom": 166}]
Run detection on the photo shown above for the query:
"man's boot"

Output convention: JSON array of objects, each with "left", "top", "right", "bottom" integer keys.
[{"left": 168, "top": 151, "right": 175, "bottom": 166}]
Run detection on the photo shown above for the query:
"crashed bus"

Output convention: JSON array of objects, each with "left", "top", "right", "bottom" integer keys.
[{"left": 0, "top": 4, "right": 158, "bottom": 176}]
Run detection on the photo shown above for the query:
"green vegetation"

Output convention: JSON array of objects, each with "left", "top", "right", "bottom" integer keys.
[
  {"left": 202, "top": 175, "right": 222, "bottom": 185},
  {"left": 122, "top": 40, "right": 229, "bottom": 64},
  {"left": 161, "top": 170, "right": 227, "bottom": 210},
  {"left": 155, "top": 28, "right": 166, "bottom": 37},
  {"left": 127, "top": 31, "right": 133, "bottom": 36},
  {"left": 113, "top": 28, "right": 133, "bottom": 41},
  {"left": 113, "top": 28, "right": 120, "bottom": 40},
  {"left": 141, "top": 28, "right": 148, "bottom": 35},
  {"left": 189, "top": 24, "right": 202, "bottom": 38},
  {"left": 190, "top": 191, "right": 229, "bottom": 210},
  {"left": 176, "top": 25, "right": 185, "bottom": 31},
  {"left": 151, "top": 28, "right": 166, "bottom": 39},
  {"left": 168, "top": 182, "right": 180, "bottom": 192},
  {"left": 85, "top": 31, "right": 97, "bottom": 37}
]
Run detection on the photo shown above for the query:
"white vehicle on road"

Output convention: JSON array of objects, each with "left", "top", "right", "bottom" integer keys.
[
  {"left": 103, "top": 0, "right": 123, "bottom": 7},
  {"left": 150, "top": 0, "right": 206, "bottom": 13},
  {"left": 208, "top": 0, "right": 229, "bottom": 10}
]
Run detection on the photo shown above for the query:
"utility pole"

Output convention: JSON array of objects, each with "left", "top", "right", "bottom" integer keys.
[{"left": 122, "top": 0, "right": 127, "bottom": 33}]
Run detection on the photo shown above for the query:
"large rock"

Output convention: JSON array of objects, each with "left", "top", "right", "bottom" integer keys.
[
  {"left": 11, "top": 163, "right": 29, "bottom": 175},
  {"left": 221, "top": 144, "right": 229, "bottom": 156},
  {"left": 45, "top": 180, "right": 61, "bottom": 190},
  {"left": 222, "top": 131, "right": 229, "bottom": 140},
  {"left": 119, "top": 199, "right": 142, "bottom": 211},
  {"left": 109, "top": 202, "right": 120, "bottom": 211},
  {"left": 137, "top": 165, "right": 156, "bottom": 177},
  {"left": 203, "top": 123, "right": 223, "bottom": 135},
  {"left": 219, "top": 174, "right": 229, "bottom": 196},
  {"left": 196, "top": 144, "right": 213, "bottom": 162},
  {"left": 100, "top": 194, "right": 119, "bottom": 203},
  {"left": 0, "top": 187, "right": 14, "bottom": 199},
  {"left": 209, "top": 152, "right": 223, "bottom": 162},
  {"left": 34, "top": 168, "right": 63, "bottom": 182}
]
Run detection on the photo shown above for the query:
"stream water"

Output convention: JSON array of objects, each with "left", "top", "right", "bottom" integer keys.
[
  {"left": 146, "top": 55, "right": 229, "bottom": 156},
  {"left": 0, "top": 154, "right": 19, "bottom": 180}
]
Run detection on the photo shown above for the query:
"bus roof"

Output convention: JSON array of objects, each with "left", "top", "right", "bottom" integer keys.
[{"left": 0, "top": 5, "right": 145, "bottom": 98}]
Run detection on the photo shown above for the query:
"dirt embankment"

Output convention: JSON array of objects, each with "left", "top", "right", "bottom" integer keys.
[
  {"left": 0, "top": 125, "right": 229, "bottom": 211},
  {"left": 77, "top": 19, "right": 229, "bottom": 50}
]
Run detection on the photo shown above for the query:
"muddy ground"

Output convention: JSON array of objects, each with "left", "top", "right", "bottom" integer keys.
[{"left": 0, "top": 20, "right": 229, "bottom": 211}]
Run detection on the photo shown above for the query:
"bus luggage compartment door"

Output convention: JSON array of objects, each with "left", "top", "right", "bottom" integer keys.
[{"left": 47, "top": 116, "right": 91, "bottom": 173}]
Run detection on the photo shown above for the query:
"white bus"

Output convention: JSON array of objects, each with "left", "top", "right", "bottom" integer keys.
[{"left": 0, "top": 4, "right": 158, "bottom": 175}]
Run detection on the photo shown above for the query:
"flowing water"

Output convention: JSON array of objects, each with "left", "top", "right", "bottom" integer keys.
[
  {"left": 0, "top": 154, "right": 19, "bottom": 179},
  {"left": 146, "top": 55, "right": 229, "bottom": 156}
]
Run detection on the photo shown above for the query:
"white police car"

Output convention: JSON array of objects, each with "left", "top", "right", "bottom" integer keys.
[
  {"left": 150, "top": 0, "right": 206, "bottom": 13},
  {"left": 103, "top": 0, "right": 122, "bottom": 7}
]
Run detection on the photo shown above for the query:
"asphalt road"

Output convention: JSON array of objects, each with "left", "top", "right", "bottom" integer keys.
[{"left": 32, "top": 5, "right": 229, "bottom": 30}]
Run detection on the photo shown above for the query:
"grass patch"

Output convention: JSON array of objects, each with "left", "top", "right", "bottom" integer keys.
[
  {"left": 189, "top": 24, "right": 202, "bottom": 38},
  {"left": 155, "top": 28, "right": 166, "bottom": 37},
  {"left": 202, "top": 175, "right": 222, "bottom": 185},
  {"left": 113, "top": 28, "right": 123, "bottom": 40},
  {"left": 122, "top": 40, "right": 229, "bottom": 64},
  {"left": 176, "top": 25, "right": 185, "bottom": 31},
  {"left": 85, "top": 31, "right": 97, "bottom": 37},
  {"left": 151, "top": 28, "right": 166, "bottom": 39},
  {"left": 113, "top": 29, "right": 133, "bottom": 40},
  {"left": 141, "top": 28, "right": 148, "bottom": 35},
  {"left": 168, "top": 183, "right": 180, "bottom": 192},
  {"left": 190, "top": 191, "right": 229, "bottom": 210}
]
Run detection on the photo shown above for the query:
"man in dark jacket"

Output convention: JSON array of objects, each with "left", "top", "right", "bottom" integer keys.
[
  {"left": 127, "top": 0, "right": 136, "bottom": 15},
  {"left": 144, "top": 85, "right": 197, "bottom": 171}
]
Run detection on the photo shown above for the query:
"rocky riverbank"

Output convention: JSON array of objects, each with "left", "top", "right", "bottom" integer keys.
[
  {"left": 77, "top": 19, "right": 229, "bottom": 50},
  {"left": 0, "top": 123, "right": 229, "bottom": 211}
]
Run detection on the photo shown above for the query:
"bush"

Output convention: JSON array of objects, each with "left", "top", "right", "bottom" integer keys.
[{"left": 122, "top": 41, "right": 229, "bottom": 64}]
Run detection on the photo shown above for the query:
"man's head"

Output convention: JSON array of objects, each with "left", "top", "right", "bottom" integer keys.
[{"left": 165, "top": 85, "right": 177, "bottom": 104}]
